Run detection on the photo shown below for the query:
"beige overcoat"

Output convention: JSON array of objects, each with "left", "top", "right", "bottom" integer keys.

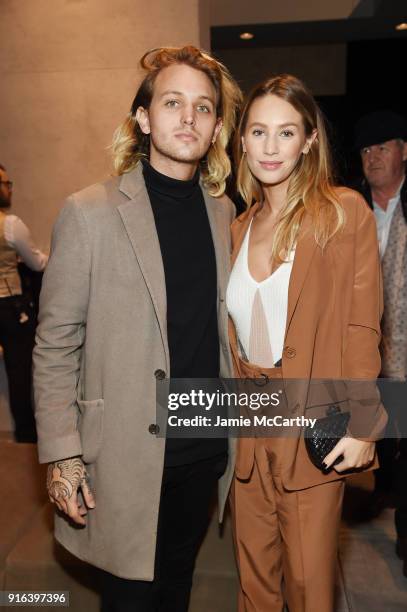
[{"left": 33, "top": 163, "right": 236, "bottom": 580}]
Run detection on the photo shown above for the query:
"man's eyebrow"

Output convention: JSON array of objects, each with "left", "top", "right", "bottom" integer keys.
[{"left": 159, "top": 90, "right": 216, "bottom": 104}]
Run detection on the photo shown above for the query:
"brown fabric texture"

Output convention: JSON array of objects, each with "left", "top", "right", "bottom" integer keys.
[{"left": 228, "top": 187, "right": 387, "bottom": 489}]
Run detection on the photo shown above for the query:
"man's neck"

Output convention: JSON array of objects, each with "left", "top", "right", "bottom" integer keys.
[
  {"left": 372, "top": 175, "right": 405, "bottom": 211},
  {"left": 149, "top": 152, "right": 199, "bottom": 181}
]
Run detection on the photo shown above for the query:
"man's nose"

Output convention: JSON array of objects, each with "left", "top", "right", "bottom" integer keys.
[{"left": 182, "top": 107, "right": 196, "bottom": 126}]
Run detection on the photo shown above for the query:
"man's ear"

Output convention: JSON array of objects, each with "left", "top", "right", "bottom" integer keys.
[
  {"left": 136, "top": 107, "right": 151, "bottom": 135},
  {"left": 212, "top": 118, "right": 223, "bottom": 144},
  {"left": 302, "top": 128, "right": 318, "bottom": 154}
]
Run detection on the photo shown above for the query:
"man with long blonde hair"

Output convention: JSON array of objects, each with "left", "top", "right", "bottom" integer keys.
[{"left": 33, "top": 46, "right": 241, "bottom": 610}]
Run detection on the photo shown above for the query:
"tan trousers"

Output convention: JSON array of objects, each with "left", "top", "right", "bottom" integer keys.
[{"left": 230, "top": 437, "right": 345, "bottom": 612}]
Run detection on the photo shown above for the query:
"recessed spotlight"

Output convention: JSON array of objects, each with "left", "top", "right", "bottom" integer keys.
[
  {"left": 395, "top": 22, "right": 407, "bottom": 31},
  {"left": 240, "top": 32, "right": 254, "bottom": 40}
]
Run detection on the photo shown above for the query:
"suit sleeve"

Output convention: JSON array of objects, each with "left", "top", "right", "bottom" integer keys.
[
  {"left": 33, "top": 196, "right": 90, "bottom": 463},
  {"left": 342, "top": 193, "right": 388, "bottom": 440}
]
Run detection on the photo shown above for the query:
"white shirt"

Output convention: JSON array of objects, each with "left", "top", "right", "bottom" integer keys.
[
  {"left": 226, "top": 219, "right": 294, "bottom": 367},
  {"left": 3, "top": 214, "right": 48, "bottom": 271},
  {"left": 372, "top": 180, "right": 403, "bottom": 259}
]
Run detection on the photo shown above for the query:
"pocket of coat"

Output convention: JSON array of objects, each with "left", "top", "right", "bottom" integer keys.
[{"left": 77, "top": 399, "right": 104, "bottom": 464}]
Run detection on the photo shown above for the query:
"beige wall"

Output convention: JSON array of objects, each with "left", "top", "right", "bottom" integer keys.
[
  {"left": 0, "top": 0, "right": 203, "bottom": 250},
  {"left": 209, "top": 0, "right": 361, "bottom": 26}
]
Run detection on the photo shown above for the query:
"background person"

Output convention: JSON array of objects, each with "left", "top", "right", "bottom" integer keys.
[
  {"left": 0, "top": 163, "right": 47, "bottom": 442},
  {"left": 226, "top": 75, "right": 387, "bottom": 611},
  {"left": 353, "top": 110, "right": 407, "bottom": 577}
]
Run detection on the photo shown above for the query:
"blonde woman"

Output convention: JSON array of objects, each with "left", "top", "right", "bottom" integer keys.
[{"left": 226, "top": 75, "right": 388, "bottom": 611}]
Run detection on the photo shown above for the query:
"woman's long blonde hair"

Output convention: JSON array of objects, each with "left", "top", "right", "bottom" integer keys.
[
  {"left": 236, "top": 74, "right": 345, "bottom": 262},
  {"left": 111, "top": 46, "right": 242, "bottom": 197}
]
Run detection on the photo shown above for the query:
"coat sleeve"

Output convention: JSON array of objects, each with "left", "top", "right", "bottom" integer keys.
[
  {"left": 33, "top": 196, "right": 90, "bottom": 463},
  {"left": 342, "top": 192, "right": 388, "bottom": 440}
]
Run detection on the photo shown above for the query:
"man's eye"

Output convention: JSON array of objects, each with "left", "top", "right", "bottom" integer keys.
[
  {"left": 197, "top": 105, "right": 210, "bottom": 113},
  {"left": 165, "top": 100, "right": 179, "bottom": 108},
  {"left": 362, "top": 148, "right": 370, "bottom": 155},
  {"left": 281, "top": 130, "right": 294, "bottom": 137}
]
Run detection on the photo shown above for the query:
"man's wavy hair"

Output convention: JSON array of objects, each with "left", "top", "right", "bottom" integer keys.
[
  {"left": 111, "top": 46, "right": 242, "bottom": 197},
  {"left": 235, "top": 74, "right": 345, "bottom": 262}
]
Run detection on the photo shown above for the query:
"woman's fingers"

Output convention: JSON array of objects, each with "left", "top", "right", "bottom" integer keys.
[{"left": 324, "top": 438, "right": 375, "bottom": 472}]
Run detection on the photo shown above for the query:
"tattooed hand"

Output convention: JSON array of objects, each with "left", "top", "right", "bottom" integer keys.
[{"left": 47, "top": 457, "right": 96, "bottom": 525}]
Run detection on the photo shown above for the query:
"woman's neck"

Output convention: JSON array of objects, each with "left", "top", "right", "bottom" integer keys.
[{"left": 261, "top": 180, "right": 288, "bottom": 218}]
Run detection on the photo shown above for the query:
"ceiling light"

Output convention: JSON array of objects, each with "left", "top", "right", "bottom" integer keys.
[
  {"left": 395, "top": 22, "right": 407, "bottom": 31},
  {"left": 240, "top": 32, "right": 254, "bottom": 40}
]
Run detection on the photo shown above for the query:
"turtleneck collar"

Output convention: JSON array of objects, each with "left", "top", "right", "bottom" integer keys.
[{"left": 142, "top": 159, "right": 201, "bottom": 200}]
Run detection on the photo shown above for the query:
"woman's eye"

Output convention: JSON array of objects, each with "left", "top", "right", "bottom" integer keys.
[
  {"left": 252, "top": 129, "right": 264, "bottom": 136},
  {"left": 281, "top": 130, "right": 294, "bottom": 137},
  {"left": 197, "top": 105, "right": 210, "bottom": 113},
  {"left": 165, "top": 100, "right": 179, "bottom": 108}
]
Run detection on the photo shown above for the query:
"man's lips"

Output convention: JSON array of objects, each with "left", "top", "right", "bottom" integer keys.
[
  {"left": 259, "top": 161, "right": 283, "bottom": 170},
  {"left": 175, "top": 132, "right": 198, "bottom": 142}
]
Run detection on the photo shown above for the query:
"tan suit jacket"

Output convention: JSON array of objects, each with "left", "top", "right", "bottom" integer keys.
[
  {"left": 229, "top": 187, "right": 388, "bottom": 489},
  {"left": 33, "top": 163, "right": 236, "bottom": 580}
]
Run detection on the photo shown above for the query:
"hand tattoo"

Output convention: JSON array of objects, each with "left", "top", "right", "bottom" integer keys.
[{"left": 47, "top": 457, "right": 84, "bottom": 501}]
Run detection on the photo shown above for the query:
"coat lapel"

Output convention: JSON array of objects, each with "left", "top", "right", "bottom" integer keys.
[
  {"left": 230, "top": 203, "right": 318, "bottom": 337},
  {"left": 117, "top": 164, "right": 169, "bottom": 369},
  {"left": 202, "top": 187, "right": 229, "bottom": 297},
  {"left": 285, "top": 212, "right": 318, "bottom": 334}
]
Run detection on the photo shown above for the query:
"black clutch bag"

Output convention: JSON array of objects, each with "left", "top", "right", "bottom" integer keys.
[{"left": 304, "top": 404, "right": 350, "bottom": 472}]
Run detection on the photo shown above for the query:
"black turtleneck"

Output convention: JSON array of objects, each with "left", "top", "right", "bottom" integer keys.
[{"left": 142, "top": 160, "right": 226, "bottom": 466}]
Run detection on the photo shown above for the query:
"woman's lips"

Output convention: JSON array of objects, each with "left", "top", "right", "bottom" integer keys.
[{"left": 259, "top": 161, "right": 283, "bottom": 170}]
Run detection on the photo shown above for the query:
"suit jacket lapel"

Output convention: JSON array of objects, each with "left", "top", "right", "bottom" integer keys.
[
  {"left": 117, "top": 164, "right": 169, "bottom": 369},
  {"left": 285, "top": 212, "right": 318, "bottom": 334},
  {"left": 230, "top": 202, "right": 317, "bottom": 337}
]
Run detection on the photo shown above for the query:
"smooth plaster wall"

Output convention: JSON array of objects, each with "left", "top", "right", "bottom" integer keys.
[{"left": 0, "top": 0, "right": 204, "bottom": 251}]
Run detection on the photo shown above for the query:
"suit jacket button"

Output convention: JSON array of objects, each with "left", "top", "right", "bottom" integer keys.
[
  {"left": 149, "top": 424, "right": 159, "bottom": 435},
  {"left": 283, "top": 346, "right": 296, "bottom": 359},
  {"left": 154, "top": 369, "right": 166, "bottom": 380}
]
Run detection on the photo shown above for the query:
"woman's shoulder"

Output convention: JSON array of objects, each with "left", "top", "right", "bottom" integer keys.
[
  {"left": 231, "top": 203, "right": 258, "bottom": 242},
  {"left": 333, "top": 186, "right": 372, "bottom": 215},
  {"left": 332, "top": 186, "right": 374, "bottom": 230}
]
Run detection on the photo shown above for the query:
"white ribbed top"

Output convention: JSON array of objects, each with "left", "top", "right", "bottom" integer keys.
[{"left": 226, "top": 219, "right": 294, "bottom": 367}]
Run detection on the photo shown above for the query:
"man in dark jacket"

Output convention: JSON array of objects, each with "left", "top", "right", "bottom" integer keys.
[{"left": 353, "top": 110, "right": 407, "bottom": 578}]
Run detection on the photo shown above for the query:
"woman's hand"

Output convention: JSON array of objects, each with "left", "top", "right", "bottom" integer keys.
[{"left": 323, "top": 437, "right": 375, "bottom": 472}]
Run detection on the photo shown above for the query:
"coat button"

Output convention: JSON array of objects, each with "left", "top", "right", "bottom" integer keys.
[
  {"left": 283, "top": 346, "right": 296, "bottom": 359},
  {"left": 154, "top": 369, "right": 166, "bottom": 380},
  {"left": 148, "top": 424, "right": 160, "bottom": 435}
]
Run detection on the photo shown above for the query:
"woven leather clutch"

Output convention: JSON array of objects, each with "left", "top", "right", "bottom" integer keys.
[{"left": 304, "top": 404, "right": 350, "bottom": 472}]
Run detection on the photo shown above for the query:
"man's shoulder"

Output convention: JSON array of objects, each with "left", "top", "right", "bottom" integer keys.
[{"left": 67, "top": 174, "right": 124, "bottom": 211}]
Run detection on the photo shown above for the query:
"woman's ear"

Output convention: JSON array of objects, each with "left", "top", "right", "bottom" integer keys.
[
  {"left": 136, "top": 107, "right": 151, "bottom": 135},
  {"left": 241, "top": 136, "right": 247, "bottom": 153},
  {"left": 302, "top": 128, "right": 318, "bottom": 154}
]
